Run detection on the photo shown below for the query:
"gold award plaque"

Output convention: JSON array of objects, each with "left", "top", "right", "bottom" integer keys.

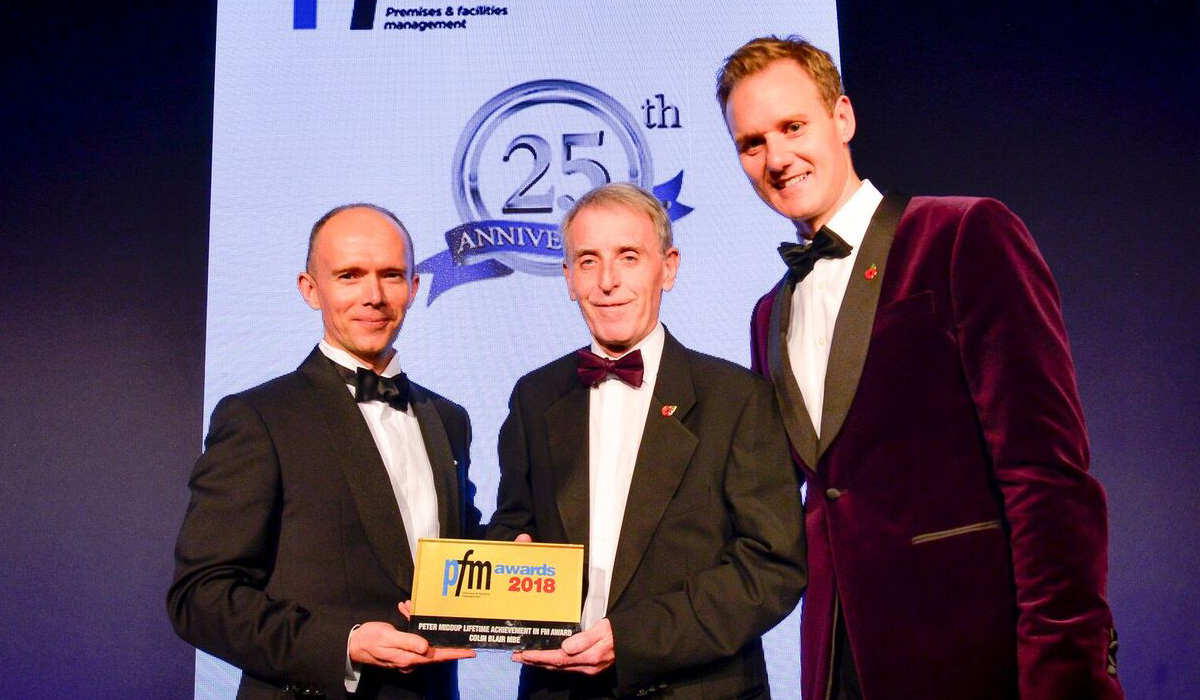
[{"left": 410, "top": 538, "right": 584, "bottom": 649}]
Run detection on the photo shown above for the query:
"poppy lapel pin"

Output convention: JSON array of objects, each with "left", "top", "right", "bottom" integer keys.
[
  {"left": 864, "top": 264, "right": 879, "bottom": 280},
  {"left": 661, "top": 405, "right": 677, "bottom": 417}
]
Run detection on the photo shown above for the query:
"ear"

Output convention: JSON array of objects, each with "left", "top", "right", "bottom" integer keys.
[
  {"left": 406, "top": 272, "right": 421, "bottom": 309},
  {"left": 298, "top": 272, "right": 321, "bottom": 310},
  {"left": 833, "top": 94, "right": 856, "bottom": 144},
  {"left": 661, "top": 248, "right": 680, "bottom": 292},
  {"left": 562, "top": 262, "right": 579, "bottom": 301}
]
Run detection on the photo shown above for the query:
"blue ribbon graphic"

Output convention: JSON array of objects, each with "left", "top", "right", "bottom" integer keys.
[{"left": 417, "top": 171, "right": 693, "bottom": 304}]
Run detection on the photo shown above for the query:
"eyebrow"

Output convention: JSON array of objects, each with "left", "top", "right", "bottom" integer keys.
[
  {"left": 735, "top": 114, "right": 809, "bottom": 147},
  {"left": 734, "top": 133, "right": 765, "bottom": 149},
  {"left": 574, "top": 243, "right": 644, "bottom": 257},
  {"left": 330, "top": 264, "right": 409, "bottom": 275}
]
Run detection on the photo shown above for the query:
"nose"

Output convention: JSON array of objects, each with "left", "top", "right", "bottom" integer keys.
[
  {"left": 764, "top": 133, "right": 790, "bottom": 173},
  {"left": 361, "top": 274, "right": 385, "bottom": 305},
  {"left": 598, "top": 259, "right": 620, "bottom": 293}
]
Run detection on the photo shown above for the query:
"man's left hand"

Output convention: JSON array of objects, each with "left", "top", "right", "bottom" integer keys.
[{"left": 512, "top": 618, "right": 614, "bottom": 675}]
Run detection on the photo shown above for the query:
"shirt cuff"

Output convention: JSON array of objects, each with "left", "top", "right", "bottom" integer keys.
[{"left": 345, "top": 624, "right": 363, "bottom": 692}]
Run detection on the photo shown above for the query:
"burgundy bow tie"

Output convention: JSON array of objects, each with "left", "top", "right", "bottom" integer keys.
[{"left": 575, "top": 348, "right": 645, "bottom": 389}]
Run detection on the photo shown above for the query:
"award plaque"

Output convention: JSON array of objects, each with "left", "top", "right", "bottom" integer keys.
[{"left": 410, "top": 538, "right": 584, "bottom": 650}]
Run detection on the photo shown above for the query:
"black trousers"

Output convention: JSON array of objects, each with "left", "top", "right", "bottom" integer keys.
[{"left": 830, "top": 611, "right": 863, "bottom": 700}]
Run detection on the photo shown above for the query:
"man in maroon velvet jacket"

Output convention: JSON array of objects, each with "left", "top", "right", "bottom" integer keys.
[{"left": 717, "top": 36, "right": 1124, "bottom": 700}]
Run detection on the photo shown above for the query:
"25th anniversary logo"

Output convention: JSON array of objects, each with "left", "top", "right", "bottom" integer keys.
[{"left": 416, "top": 80, "right": 692, "bottom": 304}]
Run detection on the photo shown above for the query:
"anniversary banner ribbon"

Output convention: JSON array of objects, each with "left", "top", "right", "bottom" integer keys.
[{"left": 417, "top": 171, "right": 693, "bottom": 304}]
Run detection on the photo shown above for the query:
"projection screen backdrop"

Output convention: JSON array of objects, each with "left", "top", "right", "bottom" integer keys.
[{"left": 201, "top": 2, "right": 841, "bottom": 698}]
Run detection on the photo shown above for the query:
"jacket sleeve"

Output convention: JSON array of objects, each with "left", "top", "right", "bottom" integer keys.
[
  {"left": 166, "top": 395, "right": 358, "bottom": 699},
  {"left": 949, "top": 199, "right": 1122, "bottom": 699},
  {"left": 449, "top": 401, "right": 485, "bottom": 540}
]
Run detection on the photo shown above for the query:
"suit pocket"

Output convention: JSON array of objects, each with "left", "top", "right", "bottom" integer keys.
[
  {"left": 873, "top": 290, "right": 935, "bottom": 332},
  {"left": 911, "top": 519, "right": 1002, "bottom": 545}
]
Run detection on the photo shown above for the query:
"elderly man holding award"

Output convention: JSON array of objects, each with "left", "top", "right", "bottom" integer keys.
[{"left": 487, "top": 182, "right": 807, "bottom": 700}]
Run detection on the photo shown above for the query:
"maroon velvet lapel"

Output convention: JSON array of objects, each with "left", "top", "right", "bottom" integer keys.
[{"left": 818, "top": 194, "right": 910, "bottom": 460}]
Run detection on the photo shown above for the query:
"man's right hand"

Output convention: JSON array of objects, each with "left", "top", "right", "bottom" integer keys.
[{"left": 348, "top": 622, "right": 475, "bottom": 671}]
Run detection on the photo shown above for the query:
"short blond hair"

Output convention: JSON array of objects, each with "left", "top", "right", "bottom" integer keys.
[
  {"left": 561, "top": 182, "right": 673, "bottom": 259},
  {"left": 716, "top": 35, "right": 843, "bottom": 114}
]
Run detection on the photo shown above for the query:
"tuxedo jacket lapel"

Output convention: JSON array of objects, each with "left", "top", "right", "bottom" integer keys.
[
  {"left": 298, "top": 349, "right": 412, "bottom": 590},
  {"left": 768, "top": 274, "right": 820, "bottom": 470},
  {"left": 410, "top": 383, "right": 460, "bottom": 540},
  {"left": 818, "top": 194, "right": 910, "bottom": 460},
  {"left": 608, "top": 333, "right": 699, "bottom": 608},
  {"left": 546, "top": 379, "right": 590, "bottom": 547}
]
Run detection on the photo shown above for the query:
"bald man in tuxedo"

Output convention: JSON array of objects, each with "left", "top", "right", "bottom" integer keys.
[{"left": 169, "top": 204, "right": 481, "bottom": 700}]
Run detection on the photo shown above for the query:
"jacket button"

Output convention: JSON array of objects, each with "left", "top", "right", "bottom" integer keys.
[{"left": 825, "top": 487, "right": 843, "bottom": 501}]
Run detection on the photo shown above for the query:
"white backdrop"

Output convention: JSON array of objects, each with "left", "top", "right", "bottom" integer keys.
[{"left": 201, "top": 2, "right": 841, "bottom": 698}]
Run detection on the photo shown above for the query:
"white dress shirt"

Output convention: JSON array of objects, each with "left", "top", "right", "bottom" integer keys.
[
  {"left": 787, "top": 180, "right": 884, "bottom": 434},
  {"left": 319, "top": 341, "right": 440, "bottom": 559},
  {"left": 320, "top": 342, "right": 441, "bottom": 691},
  {"left": 581, "top": 323, "right": 665, "bottom": 629}
]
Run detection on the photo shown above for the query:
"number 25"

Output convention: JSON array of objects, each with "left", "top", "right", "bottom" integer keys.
[{"left": 502, "top": 131, "right": 610, "bottom": 214}]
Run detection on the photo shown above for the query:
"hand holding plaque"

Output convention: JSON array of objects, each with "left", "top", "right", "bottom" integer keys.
[
  {"left": 512, "top": 617, "right": 615, "bottom": 674},
  {"left": 349, "top": 617, "right": 476, "bottom": 670}
]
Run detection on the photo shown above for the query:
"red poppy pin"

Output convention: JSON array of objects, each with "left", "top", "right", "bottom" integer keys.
[
  {"left": 864, "top": 264, "right": 878, "bottom": 280},
  {"left": 661, "top": 405, "right": 677, "bottom": 417}
]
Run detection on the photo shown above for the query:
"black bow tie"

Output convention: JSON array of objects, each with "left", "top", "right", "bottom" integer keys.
[
  {"left": 778, "top": 226, "right": 853, "bottom": 282},
  {"left": 334, "top": 363, "right": 410, "bottom": 411},
  {"left": 575, "top": 348, "right": 645, "bottom": 389}
]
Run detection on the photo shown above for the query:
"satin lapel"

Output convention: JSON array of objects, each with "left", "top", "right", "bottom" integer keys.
[
  {"left": 298, "top": 349, "right": 411, "bottom": 589},
  {"left": 818, "top": 194, "right": 910, "bottom": 460},
  {"left": 768, "top": 274, "right": 819, "bottom": 469},
  {"left": 409, "top": 383, "right": 459, "bottom": 540},
  {"left": 608, "top": 333, "right": 698, "bottom": 607},
  {"left": 546, "top": 381, "right": 590, "bottom": 547}
]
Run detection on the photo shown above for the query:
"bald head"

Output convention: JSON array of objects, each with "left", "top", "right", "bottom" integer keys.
[
  {"left": 307, "top": 203, "right": 415, "bottom": 277},
  {"left": 297, "top": 203, "right": 421, "bottom": 372}
]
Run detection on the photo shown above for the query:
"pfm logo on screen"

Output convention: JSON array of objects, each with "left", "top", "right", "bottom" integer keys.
[{"left": 293, "top": 0, "right": 377, "bottom": 30}]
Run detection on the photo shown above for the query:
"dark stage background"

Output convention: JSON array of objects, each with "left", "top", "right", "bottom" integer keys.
[{"left": 2, "top": 2, "right": 1197, "bottom": 699}]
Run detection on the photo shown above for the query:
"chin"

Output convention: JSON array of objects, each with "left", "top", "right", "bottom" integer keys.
[
  {"left": 769, "top": 199, "right": 809, "bottom": 221},
  {"left": 594, "top": 334, "right": 633, "bottom": 353}
]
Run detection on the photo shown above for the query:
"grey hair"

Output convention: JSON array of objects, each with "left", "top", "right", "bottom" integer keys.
[{"left": 560, "top": 182, "right": 672, "bottom": 259}]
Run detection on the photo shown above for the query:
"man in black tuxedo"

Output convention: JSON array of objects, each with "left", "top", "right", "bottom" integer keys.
[
  {"left": 489, "top": 183, "right": 807, "bottom": 700},
  {"left": 169, "top": 203, "right": 481, "bottom": 700}
]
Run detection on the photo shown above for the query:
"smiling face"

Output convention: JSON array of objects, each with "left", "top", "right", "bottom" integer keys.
[
  {"left": 724, "top": 58, "right": 860, "bottom": 234},
  {"left": 563, "top": 204, "right": 679, "bottom": 356},
  {"left": 297, "top": 206, "right": 419, "bottom": 371}
]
